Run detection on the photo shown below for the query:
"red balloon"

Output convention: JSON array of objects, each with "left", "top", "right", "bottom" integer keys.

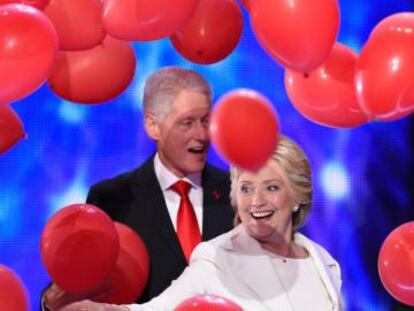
[
  {"left": 0, "top": 4, "right": 58, "bottom": 103},
  {"left": 239, "top": 0, "right": 250, "bottom": 12},
  {"left": 0, "top": 265, "right": 29, "bottom": 311},
  {"left": 285, "top": 42, "right": 369, "bottom": 128},
  {"left": 0, "top": 104, "right": 26, "bottom": 154},
  {"left": 250, "top": 0, "right": 339, "bottom": 72},
  {"left": 378, "top": 221, "right": 414, "bottom": 306},
  {"left": 48, "top": 36, "right": 136, "bottom": 104},
  {"left": 170, "top": 0, "right": 243, "bottom": 64},
  {"left": 44, "top": 0, "right": 105, "bottom": 51},
  {"left": 210, "top": 89, "right": 279, "bottom": 172},
  {"left": 41, "top": 204, "right": 119, "bottom": 294},
  {"left": 0, "top": 0, "right": 49, "bottom": 9},
  {"left": 103, "top": 0, "right": 199, "bottom": 41},
  {"left": 100, "top": 222, "right": 150, "bottom": 304},
  {"left": 355, "top": 13, "right": 414, "bottom": 121},
  {"left": 175, "top": 294, "right": 243, "bottom": 311}
]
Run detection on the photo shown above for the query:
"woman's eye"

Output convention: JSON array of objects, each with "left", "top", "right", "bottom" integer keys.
[
  {"left": 240, "top": 186, "right": 252, "bottom": 194},
  {"left": 267, "top": 185, "right": 279, "bottom": 191}
]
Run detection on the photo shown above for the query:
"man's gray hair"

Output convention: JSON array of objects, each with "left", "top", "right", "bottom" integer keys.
[{"left": 143, "top": 67, "right": 212, "bottom": 119}]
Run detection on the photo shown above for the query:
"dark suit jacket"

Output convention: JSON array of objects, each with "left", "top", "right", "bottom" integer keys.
[{"left": 86, "top": 157, "right": 234, "bottom": 303}]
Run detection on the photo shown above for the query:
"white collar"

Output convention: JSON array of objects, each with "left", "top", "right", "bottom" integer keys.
[{"left": 154, "top": 153, "right": 202, "bottom": 191}]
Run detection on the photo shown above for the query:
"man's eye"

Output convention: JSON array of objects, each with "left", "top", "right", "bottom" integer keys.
[
  {"left": 202, "top": 118, "right": 209, "bottom": 127},
  {"left": 179, "top": 120, "right": 193, "bottom": 127}
]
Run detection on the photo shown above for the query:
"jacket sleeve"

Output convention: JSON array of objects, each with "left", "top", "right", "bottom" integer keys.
[{"left": 125, "top": 242, "right": 217, "bottom": 311}]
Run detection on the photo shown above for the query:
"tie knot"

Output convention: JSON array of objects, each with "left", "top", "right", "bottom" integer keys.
[{"left": 170, "top": 180, "right": 191, "bottom": 197}]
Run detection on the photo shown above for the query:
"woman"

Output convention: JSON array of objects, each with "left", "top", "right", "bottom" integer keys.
[{"left": 61, "top": 135, "right": 343, "bottom": 311}]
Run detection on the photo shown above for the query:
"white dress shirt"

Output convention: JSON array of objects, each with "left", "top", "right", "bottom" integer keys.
[{"left": 153, "top": 153, "right": 204, "bottom": 233}]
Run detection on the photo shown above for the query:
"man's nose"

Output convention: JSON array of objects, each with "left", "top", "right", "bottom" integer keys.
[{"left": 193, "top": 121, "right": 209, "bottom": 141}]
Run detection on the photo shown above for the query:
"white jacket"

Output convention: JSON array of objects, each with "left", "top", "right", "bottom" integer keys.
[{"left": 128, "top": 224, "right": 343, "bottom": 311}]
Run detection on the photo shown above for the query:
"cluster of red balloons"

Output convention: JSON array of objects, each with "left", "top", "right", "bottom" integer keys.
[
  {"left": 243, "top": 0, "right": 413, "bottom": 127},
  {"left": 175, "top": 294, "right": 243, "bottom": 311},
  {"left": 41, "top": 204, "right": 149, "bottom": 303},
  {"left": 210, "top": 89, "right": 279, "bottom": 172},
  {"left": 0, "top": 264, "right": 29, "bottom": 311},
  {"left": 0, "top": 0, "right": 247, "bottom": 154},
  {"left": 378, "top": 221, "right": 414, "bottom": 306},
  {"left": 43, "top": 0, "right": 136, "bottom": 104}
]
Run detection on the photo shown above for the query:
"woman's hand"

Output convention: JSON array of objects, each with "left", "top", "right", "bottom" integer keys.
[{"left": 59, "top": 300, "right": 129, "bottom": 311}]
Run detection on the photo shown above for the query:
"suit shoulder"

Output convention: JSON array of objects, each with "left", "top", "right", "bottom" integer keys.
[
  {"left": 89, "top": 169, "right": 136, "bottom": 194},
  {"left": 204, "top": 163, "right": 229, "bottom": 180},
  {"left": 86, "top": 168, "right": 141, "bottom": 216}
]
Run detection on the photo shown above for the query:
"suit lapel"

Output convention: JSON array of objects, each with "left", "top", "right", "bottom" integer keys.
[
  {"left": 201, "top": 164, "right": 232, "bottom": 241},
  {"left": 131, "top": 158, "right": 185, "bottom": 261}
]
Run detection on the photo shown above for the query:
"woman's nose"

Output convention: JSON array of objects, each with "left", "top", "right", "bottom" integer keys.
[{"left": 252, "top": 190, "right": 266, "bottom": 206}]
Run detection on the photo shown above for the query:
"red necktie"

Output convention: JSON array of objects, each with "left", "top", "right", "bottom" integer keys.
[{"left": 171, "top": 180, "right": 201, "bottom": 262}]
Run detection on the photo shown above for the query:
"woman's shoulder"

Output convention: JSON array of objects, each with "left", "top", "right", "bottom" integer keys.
[
  {"left": 295, "top": 232, "right": 339, "bottom": 265},
  {"left": 190, "top": 227, "right": 240, "bottom": 262}
]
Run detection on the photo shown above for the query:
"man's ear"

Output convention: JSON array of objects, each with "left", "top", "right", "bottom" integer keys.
[{"left": 144, "top": 113, "right": 160, "bottom": 140}]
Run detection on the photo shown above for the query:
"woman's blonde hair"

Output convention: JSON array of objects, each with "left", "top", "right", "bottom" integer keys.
[{"left": 230, "top": 135, "right": 312, "bottom": 231}]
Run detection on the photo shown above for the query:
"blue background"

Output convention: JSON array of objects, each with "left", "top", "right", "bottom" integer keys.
[{"left": 1, "top": 1, "right": 413, "bottom": 310}]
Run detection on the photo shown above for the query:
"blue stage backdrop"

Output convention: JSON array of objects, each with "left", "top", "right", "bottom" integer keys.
[{"left": 1, "top": 1, "right": 413, "bottom": 310}]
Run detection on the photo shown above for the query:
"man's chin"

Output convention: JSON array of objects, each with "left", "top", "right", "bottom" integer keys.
[{"left": 184, "top": 161, "right": 206, "bottom": 175}]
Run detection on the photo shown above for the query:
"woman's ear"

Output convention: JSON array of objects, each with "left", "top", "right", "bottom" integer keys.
[{"left": 144, "top": 113, "right": 160, "bottom": 140}]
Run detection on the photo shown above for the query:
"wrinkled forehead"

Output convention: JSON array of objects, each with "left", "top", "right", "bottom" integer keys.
[{"left": 167, "top": 91, "right": 211, "bottom": 115}]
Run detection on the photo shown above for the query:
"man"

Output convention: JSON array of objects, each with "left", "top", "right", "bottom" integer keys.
[{"left": 43, "top": 67, "right": 234, "bottom": 310}]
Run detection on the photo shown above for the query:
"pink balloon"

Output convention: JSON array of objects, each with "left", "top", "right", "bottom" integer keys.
[
  {"left": 378, "top": 221, "right": 414, "bottom": 306},
  {"left": 41, "top": 204, "right": 119, "bottom": 294},
  {"left": 0, "top": 0, "right": 49, "bottom": 9},
  {"left": 0, "top": 104, "right": 26, "bottom": 154},
  {"left": 250, "top": 0, "right": 339, "bottom": 72},
  {"left": 170, "top": 0, "right": 243, "bottom": 65},
  {"left": 210, "top": 89, "right": 279, "bottom": 172},
  {"left": 0, "top": 265, "right": 29, "bottom": 311},
  {"left": 175, "top": 294, "right": 243, "bottom": 311},
  {"left": 0, "top": 4, "right": 58, "bottom": 103},
  {"left": 355, "top": 13, "right": 414, "bottom": 121},
  {"left": 103, "top": 0, "right": 199, "bottom": 41},
  {"left": 48, "top": 36, "right": 136, "bottom": 104},
  {"left": 285, "top": 42, "right": 369, "bottom": 128},
  {"left": 44, "top": 0, "right": 105, "bottom": 51}
]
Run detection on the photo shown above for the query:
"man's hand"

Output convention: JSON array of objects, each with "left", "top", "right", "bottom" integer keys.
[
  {"left": 44, "top": 280, "right": 117, "bottom": 311},
  {"left": 59, "top": 300, "right": 129, "bottom": 311}
]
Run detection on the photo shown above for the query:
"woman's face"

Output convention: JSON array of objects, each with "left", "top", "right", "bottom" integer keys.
[{"left": 236, "top": 159, "right": 297, "bottom": 243}]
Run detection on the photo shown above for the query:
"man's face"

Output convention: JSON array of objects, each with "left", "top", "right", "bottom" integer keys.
[{"left": 153, "top": 90, "right": 211, "bottom": 177}]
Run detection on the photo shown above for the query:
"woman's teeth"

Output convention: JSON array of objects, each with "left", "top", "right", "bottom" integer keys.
[{"left": 251, "top": 210, "right": 275, "bottom": 219}]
